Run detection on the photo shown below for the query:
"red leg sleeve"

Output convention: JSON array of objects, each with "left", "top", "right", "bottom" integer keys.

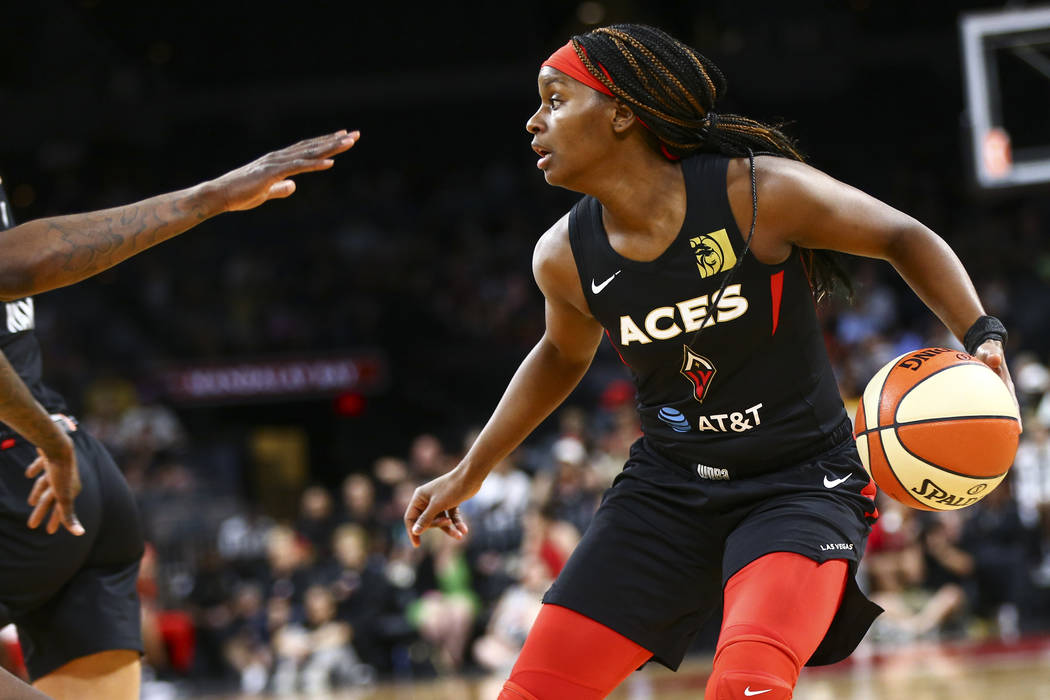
[
  {"left": 498, "top": 604, "right": 652, "bottom": 700},
  {"left": 706, "top": 552, "right": 848, "bottom": 699}
]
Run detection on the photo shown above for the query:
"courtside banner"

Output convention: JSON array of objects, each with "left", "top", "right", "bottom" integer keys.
[{"left": 163, "top": 353, "right": 386, "bottom": 404}]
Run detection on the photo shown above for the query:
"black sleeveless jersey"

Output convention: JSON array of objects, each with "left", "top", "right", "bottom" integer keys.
[
  {"left": 0, "top": 181, "right": 68, "bottom": 416},
  {"left": 568, "top": 154, "right": 848, "bottom": 478}
]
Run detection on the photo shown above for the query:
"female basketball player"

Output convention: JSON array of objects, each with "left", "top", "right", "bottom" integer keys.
[
  {"left": 0, "top": 129, "right": 358, "bottom": 700},
  {"left": 403, "top": 25, "right": 1014, "bottom": 700}
]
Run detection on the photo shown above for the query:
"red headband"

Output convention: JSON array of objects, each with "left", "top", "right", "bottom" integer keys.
[
  {"left": 541, "top": 41, "right": 614, "bottom": 97},
  {"left": 540, "top": 40, "right": 681, "bottom": 161}
]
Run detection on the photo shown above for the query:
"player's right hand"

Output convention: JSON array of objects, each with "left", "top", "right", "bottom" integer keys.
[
  {"left": 974, "top": 337, "right": 1020, "bottom": 424},
  {"left": 209, "top": 129, "right": 360, "bottom": 212},
  {"left": 25, "top": 444, "right": 85, "bottom": 536},
  {"left": 403, "top": 469, "right": 480, "bottom": 548}
]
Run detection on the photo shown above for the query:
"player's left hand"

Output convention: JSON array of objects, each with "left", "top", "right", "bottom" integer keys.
[
  {"left": 25, "top": 443, "right": 85, "bottom": 536},
  {"left": 403, "top": 468, "right": 477, "bottom": 548},
  {"left": 974, "top": 338, "right": 1019, "bottom": 418}
]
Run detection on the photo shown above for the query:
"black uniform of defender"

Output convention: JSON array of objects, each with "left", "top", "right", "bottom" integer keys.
[
  {"left": 0, "top": 183, "right": 144, "bottom": 680},
  {"left": 542, "top": 153, "right": 881, "bottom": 669}
]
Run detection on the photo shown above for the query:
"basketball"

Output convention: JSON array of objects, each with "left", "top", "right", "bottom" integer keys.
[{"left": 853, "top": 347, "right": 1021, "bottom": 511}]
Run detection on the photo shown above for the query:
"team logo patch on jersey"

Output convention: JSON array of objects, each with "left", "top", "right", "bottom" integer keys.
[
  {"left": 689, "top": 229, "right": 737, "bottom": 278},
  {"left": 680, "top": 346, "right": 716, "bottom": 403}
]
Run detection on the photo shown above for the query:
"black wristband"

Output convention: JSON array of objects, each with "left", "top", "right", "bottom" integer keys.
[{"left": 963, "top": 315, "right": 1008, "bottom": 355}]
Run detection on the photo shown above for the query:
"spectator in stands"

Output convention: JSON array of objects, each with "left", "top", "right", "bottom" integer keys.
[
  {"left": 271, "top": 584, "right": 370, "bottom": 693},
  {"left": 320, "top": 524, "right": 407, "bottom": 673},
  {"left": 462, "top": 453, "right": 532, "bottom": 606},
  {"left": 409, "top": 434, "right": 449, "bottom": 480},
  {"left": 408, "top": 534, "right": 479, "bottom": 673},
  {"left": 1015, "top": 418, "right": 1050, "bottom": 526},
  {"left": 462, "top": 455, "right": 531, "bottom": 553},
  {"left": 532, "top": 437, "right": 601, "bottom": 537},
  {"left": 295, "top": 485, "right": 338, "bottom": 559},
  {"left": 221, "top": 583, "right": 271, "bottom": 695},
  {"left": 473, "top": 555, "right": 552, "bottom": 675},
  {"left": 863, "top": 497, "right": 923, "bottom": 642},
  {"left": 961, "top": 479, "right": 1035, "bottom": 639},
  {"left": 262, "top": 525, "right": 315, "bottom": 607},
  {"left": 911, "top": 512, "right": 974, "bottom": 639},
  {"left": 337, "top": 473, "right": 380, "bottom": 538}
]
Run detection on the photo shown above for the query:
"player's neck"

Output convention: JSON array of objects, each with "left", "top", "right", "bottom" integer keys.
[{"left": 593, "top": 153, "right": 685, "bottom": 239}]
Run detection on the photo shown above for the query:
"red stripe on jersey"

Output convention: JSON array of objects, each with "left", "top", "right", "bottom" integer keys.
[
  {"left": 0, "top": 438, "right": 14, "bottom": 450},
  {"left": 605, "top": 329, "right": 630, "bottom": 367},
  {"left": 770, "top": 270, "right": 784, "bottom": 335}
]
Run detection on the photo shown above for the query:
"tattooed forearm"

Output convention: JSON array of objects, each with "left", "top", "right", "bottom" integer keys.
[
  {"left": 0, "top": 183, "right": 223, "bottom": 300},
  {"left": 0, "top": 130, "right": 357, "bottom": 301},
  {"left": 0, "top": 351, "right": 71, "bottom": 457}
]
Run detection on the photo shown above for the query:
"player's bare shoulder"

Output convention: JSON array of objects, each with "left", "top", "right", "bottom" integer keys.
[
  {"left": 726, "top": 154, "right": 819, "bottom": 208},
  {"left": 729, "top": 155, "right": 853, "bottom": 211},
  {"left": 725, "top": 155, "right": 825, "bottom": 265},
  {"left": 532, "top": 212, "right": 590, "bottom": 316}
]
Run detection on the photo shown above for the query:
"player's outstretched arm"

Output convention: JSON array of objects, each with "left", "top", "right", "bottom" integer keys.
[
  {"left": 404, "top": 216, "right": 604, "bottom": 547},
  {"left": 0, "top": 350, "right": 82, "bottom": 536},
  {"left": 0, "top": 130, "right": 359, "bottom": 300}
]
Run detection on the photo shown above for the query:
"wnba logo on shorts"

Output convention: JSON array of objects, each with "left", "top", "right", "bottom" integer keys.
[{"left": 697, "top": 463, "right": 730, "bottom": 481}]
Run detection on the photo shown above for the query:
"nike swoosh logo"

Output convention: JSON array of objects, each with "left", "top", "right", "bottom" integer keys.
[
  {"left": 744, "top": 689, "right": 772, "bottom": 697},
  {"left": 823, "top": 474, "right": 850, "bottom": 488},
  {"left": 591, "top": 270, "right": 622, "bottom": 294}
]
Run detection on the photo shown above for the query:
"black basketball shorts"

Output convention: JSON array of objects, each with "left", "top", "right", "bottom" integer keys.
[
  {"left": 0, "top": 424, "right": 144, "bottom": 680},
  {"left": 543, "top": 435, "right": 882, "bottom": 670}
]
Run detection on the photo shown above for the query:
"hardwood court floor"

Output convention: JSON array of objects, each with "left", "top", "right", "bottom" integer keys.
[{"left": 198, "top": 636, "right": 1050, "bottom": 699}]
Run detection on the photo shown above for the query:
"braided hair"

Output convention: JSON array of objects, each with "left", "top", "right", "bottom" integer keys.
[{"left": 572, "top": 24, "right": 851, "bottom": 301}]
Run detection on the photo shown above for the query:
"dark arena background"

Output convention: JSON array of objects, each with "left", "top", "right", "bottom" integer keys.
[{"left": 3, "top": 1, "right": 1050, "bottom": 698}]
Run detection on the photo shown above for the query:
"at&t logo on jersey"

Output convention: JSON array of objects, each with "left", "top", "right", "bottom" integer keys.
[
  {"left": 657, "top": 407, "right": 691, "bottom": 432},
  {"left": 680, "top": 347, "right": 716, "bottom": 403},
  {"left": 618, "top": 283, "right": 749, "bottom": 346},
  {"left": 689, "top": 229, "right": 737, "bottom": 278},
  {"left": 656, "top": 402, "right": 765, "bottom": 435},
  {"left": 697, "top": 403, "right": 764, "bottom": 433}
]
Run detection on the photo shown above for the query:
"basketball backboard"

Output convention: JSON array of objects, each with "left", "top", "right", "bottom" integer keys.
[{"left": 961, "top": 5, "right": 1050, "bottom": 189}]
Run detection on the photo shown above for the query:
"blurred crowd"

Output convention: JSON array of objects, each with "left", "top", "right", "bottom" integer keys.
[{"left": 85, "top": 395, "right": 645, "bottom": 695}]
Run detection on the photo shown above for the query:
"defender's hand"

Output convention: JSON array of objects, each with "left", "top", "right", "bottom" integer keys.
[
  {"left": 210, "top": 130, "right": 360, "bottom": 212},
  {"left": 403, "top": 469, "right": 478, "bottom": 548},
  {"left": 26, "top": 442, "right": 84, "bottom": 536}
]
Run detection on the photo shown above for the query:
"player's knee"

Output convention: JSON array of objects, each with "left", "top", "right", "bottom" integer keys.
[
  {"left": 706, "top": 630, "right": 802, "bottom": 700},
  {"left": 501, "top": 670, "right": 606, "bottom": 700},
  {"left": 708, "top": 670, "right": 793, "bottom": 700}
]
